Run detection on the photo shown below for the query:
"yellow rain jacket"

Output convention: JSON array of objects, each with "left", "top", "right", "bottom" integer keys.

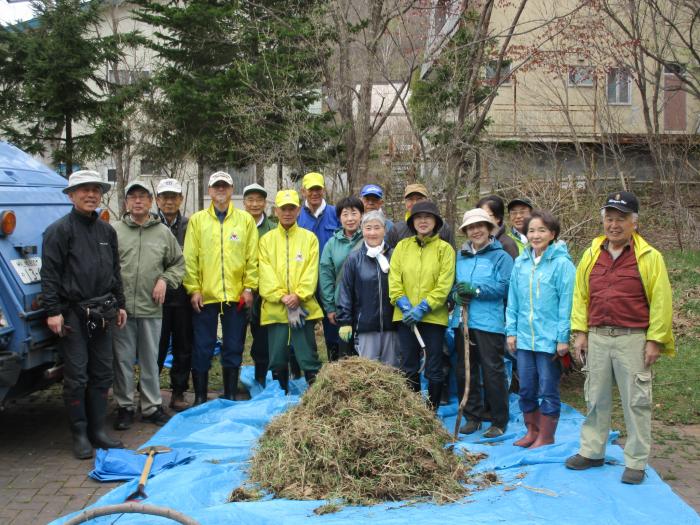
[
  {"left": 258, "top": 223, "right": 323, "bottom": 325},
  {"left": 389, "top": 234, "right": 455, "bottom": 326},
  {"left": 571, "top": 232, "right": 674, "bottom": 354},
  {"left": 183, "top": 203, "right": 258, "bottom": 304}
]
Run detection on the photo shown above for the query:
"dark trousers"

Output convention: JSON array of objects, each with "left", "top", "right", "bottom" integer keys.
[
  {"left": 267, "top": 322, "right": 321, "bottom": 372},
  {"left": 191, "top": 303, "right": 246, "bottom": 372},
  {"left": 249, "top": 297, "right": 269, "bottom": 382},
  {"left": 458, "top": 328, "right": 509, "bottom": 428},
  {"left": 60, "top": 309, "right": 113, "bottom": 401},
  {"left": 397, "top": 322, "right": 446, "bottom": 384},
  {"left": 157, "top": 304, "right": 193, "bottom": 392}
]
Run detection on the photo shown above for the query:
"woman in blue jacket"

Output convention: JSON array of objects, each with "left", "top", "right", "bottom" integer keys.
[
  {"left": 453, "top": 208, "right": 514, "bottom": 438},
  {"left": 336, "top": 211, "right": 398, "bottom": 366},
  {"left": 506, "top": 210, "right": 575, "bottom": 448}
]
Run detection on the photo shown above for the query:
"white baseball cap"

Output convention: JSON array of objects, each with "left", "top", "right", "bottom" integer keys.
[
  {"left": 242, "top": 183, "right": 268, "bottom": 198},
  {"left": 208, "top": 171, "right": 233, "bottom": 187},
  {"left": 124, "top": 180, "right": 152, "bottom": 196},
  {"left": 62, "top": 170, "right": 112, "bottom": 194},
  {"left": 156, "top": 178, "right": 183, "bottom": 195}
]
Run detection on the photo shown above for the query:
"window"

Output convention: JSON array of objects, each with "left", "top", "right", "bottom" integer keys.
[
  {"left": 607, "top": 68, "right": 631, "bottom": 104},
  {"left": 664, "top": 62, "right": 685, "bottom": 76},
  {"left": 485, "top": 61, "right": 511, "bottom": 85},
  {"left": 107, "top": 69, "right": 151, "bottom": 86},
  {"left": 568, "top": 65, "right": 594, "bottom": 87},
  {"left": 107, "top": 168, "right": 117, "bottom": 182},
  {"left": 140, "top": 159, "right": 157, "bottom": 175}
]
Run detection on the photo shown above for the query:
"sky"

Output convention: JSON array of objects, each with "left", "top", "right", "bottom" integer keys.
[{"left": 1, "top": 1, "right": 34, "bottom": 25}]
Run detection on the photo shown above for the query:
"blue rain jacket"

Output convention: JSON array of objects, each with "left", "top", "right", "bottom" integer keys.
[
  {"left": 455, "top": 237, "right": 513, "bottom": 335},
  {"left": 297, "top": 201, "right": 340, "bottom": 254},
  {"left": 506, "top": 241, "right": 576, "bottom": 354}
]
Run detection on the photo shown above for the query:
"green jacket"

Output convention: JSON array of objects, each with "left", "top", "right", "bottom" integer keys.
[
  {"left": 257, "top": 214, "right": 276, "bottom": 238},
  {"left": 389, "top": 234, "right": 455, "bottom": 326},
  {"left": 319, "top": 229, "right": 363, "bottom": 313},
  {"left": 507, "top": 226, "right": 527, "bottom": 254},
  {"left": 114, "top": 213, "right": 185, "bottom": 318}
]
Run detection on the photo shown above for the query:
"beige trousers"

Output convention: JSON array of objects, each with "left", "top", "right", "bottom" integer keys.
[{"left": 579, "top": 329, "right": 653, "bottom": 470}]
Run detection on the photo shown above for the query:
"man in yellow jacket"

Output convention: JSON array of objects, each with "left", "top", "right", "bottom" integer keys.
[
  {"left": 565, "top": 191, "right": 674, "bottom": 485},
  {"left": 259, "top": 190, "right": 323, "bottom": 394},
  {"left": 183, "top": 172, "right": 258, "bottom": 405}
]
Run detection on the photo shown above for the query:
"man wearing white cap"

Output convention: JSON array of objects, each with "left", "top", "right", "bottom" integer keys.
[
  {"left": 112, "top": 181, "right": 185, "bottom": 430},
  {"left": 242, "top": 183, "right": 274, "bottom": 386},
  {"left": 155, "top": 178, "right": 192, "bottom": 411},
  {"left": 41, "top": 170, "right": 126, "bottom": 459},
  {"left": 183, "top": 171, "right": 258, "bottom": 404}
]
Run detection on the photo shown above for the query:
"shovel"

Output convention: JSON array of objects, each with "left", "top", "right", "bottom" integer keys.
[
  {"left": 125, "top": 445, "right": 172, "bottom": 502},
  {"left": 453, "top": 303, "right": 471, "bottom": 440}
]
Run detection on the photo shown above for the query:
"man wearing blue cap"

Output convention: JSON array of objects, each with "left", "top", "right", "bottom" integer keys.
[{"left": 360, "top": 184, "right": 393, "bottom": 233}]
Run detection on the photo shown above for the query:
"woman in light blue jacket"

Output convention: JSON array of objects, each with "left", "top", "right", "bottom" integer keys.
[{"left": 506, "top": 210, "right": 575, "bottom": 449}]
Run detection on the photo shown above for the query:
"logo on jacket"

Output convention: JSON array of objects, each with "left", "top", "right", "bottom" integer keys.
[
  {"left": 295, "top": 251, "right": 303, "bottom": 262},
  {"left": 229, "top": 232, "right": 240, "bottom": 242}
]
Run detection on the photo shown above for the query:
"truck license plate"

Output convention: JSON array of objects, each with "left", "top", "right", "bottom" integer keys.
[{"left": 11, "top": 257, "right": 42, "bottom": 284}]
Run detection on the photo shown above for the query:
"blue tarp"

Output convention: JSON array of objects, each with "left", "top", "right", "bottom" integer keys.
[
  {"left": 89, "top": 448, "right": 195, "bottom": 482},
  {"left": 52, "top": 366, "right": 700, "bottom": 525}
]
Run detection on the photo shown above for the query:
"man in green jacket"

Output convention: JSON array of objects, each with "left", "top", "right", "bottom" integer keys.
[
  {"left": 113, "top": 181, "right": 185, "bottom": 430},
  {"left": 243, "top": 183, "right": 275, "bottom": 385}
]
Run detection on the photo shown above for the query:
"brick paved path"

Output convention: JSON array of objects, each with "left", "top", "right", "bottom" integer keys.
[{"left": 1, "top": 390, "right": 698, "bottom": 524}]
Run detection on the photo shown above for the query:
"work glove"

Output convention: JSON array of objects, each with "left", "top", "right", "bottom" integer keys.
[
  {"left": 403, "top": 299, "right": 431, "bottom": 326},
  {"left": 339, "top": 325, "right": 353, "bottom": 342},
  {"left": 452, "top": 290, "right": 472, "bottom": 306},
  {"left": 396, "top": 296, "right": 413, "bottom": 314},
  {"left": 456, "top": 281, "right": 478, "bottom": 297},
  {"left": 287, "top": 306, "right": 309, "bottom": 329}
]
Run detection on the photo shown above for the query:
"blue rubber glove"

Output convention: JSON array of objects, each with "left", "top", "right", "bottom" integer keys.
[
  {"left": 396, "top": 296, "right": 413, "bottom": 314},
  {"left": 403, "top": 299, "right": 431, "bottom": 326}
]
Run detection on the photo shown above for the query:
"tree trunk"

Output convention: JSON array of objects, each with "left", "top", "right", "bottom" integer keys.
[
  {"left": 65, "top": 115, "right": 73, "bottom": 176},
  {"left": 197, "top": 156, "right": 205, "bottom": 211},
  {"left": 256, "top": 162, "right": 265, "bottom": 186},
  {"left": 115, "top": 147, "right": 126, "bottom": 216},
  {"left": 277, "top": 161, "right": 283, "bottom": 193}
]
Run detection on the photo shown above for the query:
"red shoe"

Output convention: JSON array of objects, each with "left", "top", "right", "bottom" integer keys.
[
  {"left": 529, "top": 413, "right": 558, "bottom": 449},
  {"left": 514, "top": 410, "right": 539, "bottom": 447}
]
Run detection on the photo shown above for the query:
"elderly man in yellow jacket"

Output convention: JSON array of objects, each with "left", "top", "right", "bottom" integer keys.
[
  {"left": 258, "top": 190, "right": 323, "bottom": 394},
  {"left": 183, "top": 172, "right": 258, "bottom": 405},
  {"left": 565, "top": 191, "right": 674, "bottom": 485}
]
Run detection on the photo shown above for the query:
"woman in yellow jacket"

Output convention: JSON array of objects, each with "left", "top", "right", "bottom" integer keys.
[
  {"left": 258, "top": 190, "right": 323, "bottom": 394},
  {"left": 389, "top": 201, "right": 455, "bottom": 410}
]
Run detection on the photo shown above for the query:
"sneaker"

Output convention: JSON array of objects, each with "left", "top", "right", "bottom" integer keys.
[
  {"left": 483, "top": 425, "right": 505, "bottom": 438},
  {"left": 565, "top": 454, "right": 605, "bottom": 470},
  {"left": 621, "top": 467, "right": 645, "bottom": 485},
  {"left": 142, "top": 406, "right": 170, "bottom": 426},
  {"left": 169, "top": 392, "right": 189, "bottom": 412},
  {"left": 113, "top": 407, "right": 134, "bottom": 431},
  {"left": 459, "top": 420, "right": 482, "bottom": 435}
]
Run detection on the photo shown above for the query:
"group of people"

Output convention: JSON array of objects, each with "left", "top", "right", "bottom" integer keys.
[{"left": 41, "top": 168, "right": 673, "bottom": 486}]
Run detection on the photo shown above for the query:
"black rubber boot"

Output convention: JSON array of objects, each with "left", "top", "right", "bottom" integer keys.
[
  {"left": 407, "top": 372, "right": 421, "bottom": 393},
  {"left": 427, "top": 382, "right": 443, "bottom": 412},
  {"left": 289, "top": 353, "right": 302, "bottom": 380},
  {"left": 304, "top": 370, "right": 317, "bottom": 388},
  {"left": 254, "top": 362, "right": 267, "bottom": 388},
  {"left": 326, "top": 343, "right": 339, "bottom": 362},
  {"left": 220, "top": 367, "right": 239, "bottom": 401},
  {"left": 192, "top": 370, "right": 209, "bottom": 406},
  {"left": 272, "top": 368, "right": 290, "bottom": 394},
  {"left": 66, "top": 396, "right": 93, "bottom": 460},
  {"left": 86, "top": 389, "right": 123, "bottom": 450}
]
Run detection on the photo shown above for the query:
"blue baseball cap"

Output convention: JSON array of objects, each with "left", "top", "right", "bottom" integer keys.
[{"left": 360, "top": 184, "right": 384, "bottom": 199}]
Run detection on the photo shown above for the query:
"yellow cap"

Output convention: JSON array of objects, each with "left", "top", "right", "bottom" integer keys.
[
  {"left": 275, "top": 189, "right": 300, "bottom": 208},
  {"left": 302, "top": 171, "right": 325, "bottom": 189}
]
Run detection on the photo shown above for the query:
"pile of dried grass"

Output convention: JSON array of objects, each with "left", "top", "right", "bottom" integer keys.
[{"left": 248, "top": 357, "right": 481, "bottom": 504}]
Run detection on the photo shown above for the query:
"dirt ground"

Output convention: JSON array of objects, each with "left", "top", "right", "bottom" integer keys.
[{"left": 0, "top": 389, "right": 698, "bottom": 524}]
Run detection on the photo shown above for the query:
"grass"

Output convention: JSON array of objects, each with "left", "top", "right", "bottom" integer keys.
[{"left": 560, "top": 249, "right": 700, "bottom": 441}]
